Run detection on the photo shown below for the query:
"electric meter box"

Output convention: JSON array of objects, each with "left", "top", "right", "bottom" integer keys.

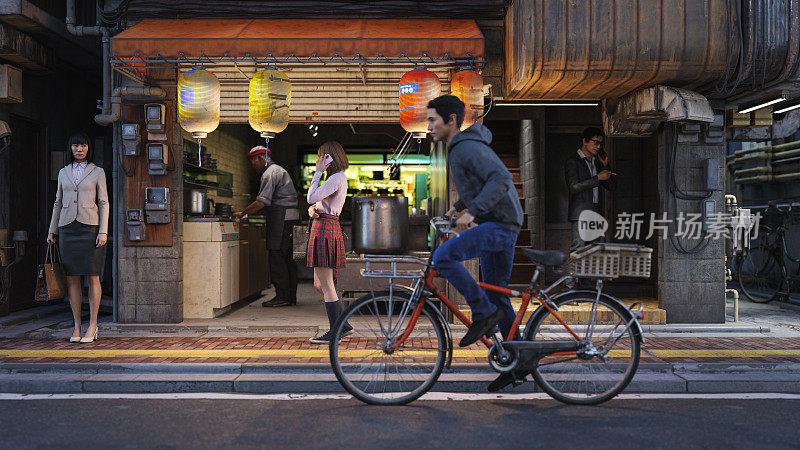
[
  {"left": 121, "top": 123, "right": 140, "bottom": 156},
  {"left": 144, "top": 187, "right": 170, "bottom": 224},
  {"left": 147, "top": 143, "right": 167, "bottom": 175},
  {"left": 126, "top": 209, "right": 145, "bottom": 241},
  {"left": 144, "top": 103, "right": 166, "bottom": 134}
]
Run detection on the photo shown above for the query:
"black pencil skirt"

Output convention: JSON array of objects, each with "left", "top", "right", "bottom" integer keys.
[{"left": 58, "top": 221, "right": 104, "bottom": 276}]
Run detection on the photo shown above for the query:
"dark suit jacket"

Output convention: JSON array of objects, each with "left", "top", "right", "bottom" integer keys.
[{"left": 564, "top": 151, "right": 616, "bottom": 221}]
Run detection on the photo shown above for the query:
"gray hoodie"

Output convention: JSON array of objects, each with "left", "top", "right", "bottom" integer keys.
[{"left": 449, "top": 123, "right": 523, "bottom": 234}]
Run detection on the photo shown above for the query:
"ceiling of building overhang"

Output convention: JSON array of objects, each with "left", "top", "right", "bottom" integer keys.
[{"left": 195, "top": 65, "right": 452, "bottom": 124}]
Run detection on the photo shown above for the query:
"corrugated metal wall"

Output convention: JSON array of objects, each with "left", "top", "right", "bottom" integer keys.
[{"left": 196, "top": 66, "right": 451, "bottom": 123}]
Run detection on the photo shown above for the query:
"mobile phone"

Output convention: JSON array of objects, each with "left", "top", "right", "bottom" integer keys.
[{"left": 323, "top": 154, "right": 334, "bottom": 165}]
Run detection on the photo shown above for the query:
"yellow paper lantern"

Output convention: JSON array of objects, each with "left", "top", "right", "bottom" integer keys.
[
  {"left": 178, "top": 68, "right": 220, "bottom": 139},
  {"left": 249, "top": 69, "right": 291, "bottom": 142},
  {"left": 450, "top": 70, "right": 484, "bottom": 130}
]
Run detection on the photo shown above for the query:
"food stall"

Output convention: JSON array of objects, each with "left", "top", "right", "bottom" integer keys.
[{"left": 108, "top": 18, "right": 484, "bottom": 323}]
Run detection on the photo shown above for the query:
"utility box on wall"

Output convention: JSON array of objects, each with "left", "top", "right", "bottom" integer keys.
[{"left": 0, "top": 64, "right": 22, "bottom": 103}]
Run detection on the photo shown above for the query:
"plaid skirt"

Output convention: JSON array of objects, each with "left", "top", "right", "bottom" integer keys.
[{"left": 306, "top": 213, "right": 346, "bottom": 269}]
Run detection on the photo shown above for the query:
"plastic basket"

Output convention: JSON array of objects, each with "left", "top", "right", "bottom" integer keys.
[
  {"left": 569, "top": 245, "right": 620, "bottom": 278},
  {"left": 618, "top": 246, "right": 653, "bottom": 278}
]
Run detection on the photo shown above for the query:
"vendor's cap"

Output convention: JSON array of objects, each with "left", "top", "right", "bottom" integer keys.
[{"left": 248, "top": 145, "right": 271, "bottom": 159}]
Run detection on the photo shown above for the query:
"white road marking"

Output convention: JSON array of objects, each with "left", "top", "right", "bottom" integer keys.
[{"left": 0, "top": 392, "right": 799, "bottom": 401}]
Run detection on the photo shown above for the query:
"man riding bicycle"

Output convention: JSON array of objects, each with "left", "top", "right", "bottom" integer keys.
[{"left": 426, "top": 95, "right": 524, "bottom": 347}]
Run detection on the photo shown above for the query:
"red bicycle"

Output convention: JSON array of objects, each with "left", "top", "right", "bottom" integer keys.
[{"left": 329, "top": 218, "right": 647, "bottom": 405}]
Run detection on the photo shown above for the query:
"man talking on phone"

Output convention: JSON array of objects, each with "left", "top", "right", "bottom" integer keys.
[{"left": 564, "top": 127, "right": 616, "bottom": 251}]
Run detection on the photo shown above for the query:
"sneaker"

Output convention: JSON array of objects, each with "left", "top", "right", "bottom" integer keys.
[
  {"left": 309, "top": 330, "right": 334, "bottom": 344},
  {"left": 459, "top": 308, "right": 504, "bottom": 347},
  {"left": 310, "top": 326, "right": 354, "bottom": 344}
]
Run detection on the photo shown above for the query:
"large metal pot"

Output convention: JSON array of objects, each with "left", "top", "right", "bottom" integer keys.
[
  {"left": 184, "top": 189, "right": 209, "bottom": 215},
  {"left": 352, "top": 196, "right": 409, "bottom": 254}
]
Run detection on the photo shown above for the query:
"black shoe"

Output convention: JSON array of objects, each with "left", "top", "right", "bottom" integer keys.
[
  {"left": 309, "top": 330, "right": 334, "bottom": 344},
  {"left": 488, "top": 371, "right": 530, "bottom": 392},
  {"left": 262, "top": 298, "right": 293, "bottom": 307},
  {"left": 459, "top": 308, "right": 504, "bottom": 347}
]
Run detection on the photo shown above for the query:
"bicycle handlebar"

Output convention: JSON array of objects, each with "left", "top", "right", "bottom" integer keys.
[{"left": 430, "top": 216, "right": 460, "bottom": 238}]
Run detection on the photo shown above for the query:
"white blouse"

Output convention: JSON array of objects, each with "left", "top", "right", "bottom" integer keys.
[{"left": 307, "top": 170, "right": 348, "bottom": 216}]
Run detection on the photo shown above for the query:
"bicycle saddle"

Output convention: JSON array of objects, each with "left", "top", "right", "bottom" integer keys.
[{"left": 519, "top": 248, "right": 567, "bottom": 266}]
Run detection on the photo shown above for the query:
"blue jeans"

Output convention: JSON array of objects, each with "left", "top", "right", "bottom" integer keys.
[{"left": 432, "top": 222, "right": 518, "bottom": 337}]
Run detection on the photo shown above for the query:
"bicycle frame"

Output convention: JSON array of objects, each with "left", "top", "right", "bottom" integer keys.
[{"left": 390, "top": 255, "right": 582, "bottom": 352}]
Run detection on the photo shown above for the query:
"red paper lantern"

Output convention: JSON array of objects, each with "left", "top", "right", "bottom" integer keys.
[
  {"left": 451, "top": 70, "right": 484, "bottom": 130},
  {"left": 399, "top": 69, "right": 441, "bottom": 139}
]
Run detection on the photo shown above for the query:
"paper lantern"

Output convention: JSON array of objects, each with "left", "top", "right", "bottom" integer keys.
[
  {"left": 178, "top": 68, "right": 220, "bottom": 139},
  {"left": 451, "top": 70, "right": 484, "bottom": 130},
  {"left": 249, "top": 69, "right": 291, "bottom": 142},
  {"left": 399, "top": 69, "right": 441, "bottom": 139}
]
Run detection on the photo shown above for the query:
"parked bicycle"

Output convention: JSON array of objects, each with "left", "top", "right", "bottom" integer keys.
[
  {"left": 737, "top": 202, "right": 800, "bottom": 303},
  {"left": 328, "top": 217, "right": 649, "bottom": 406}
]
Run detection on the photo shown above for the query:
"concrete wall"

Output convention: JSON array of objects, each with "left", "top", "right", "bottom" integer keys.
[
  {"left": 657, "top": 124, "right": 726, "bottom": 323},
  {"left": 519, "top": 117, "right": 546, "bottom": 250}
]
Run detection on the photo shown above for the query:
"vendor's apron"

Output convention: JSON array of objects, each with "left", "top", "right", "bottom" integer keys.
[{"left": 265, "top": 205, "right": 299, "bottom": 250}]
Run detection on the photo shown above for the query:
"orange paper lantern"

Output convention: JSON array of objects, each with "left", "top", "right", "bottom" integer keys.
[
  {"left": 399, "top": 69, "right": 441, "bottom": 139},
  {"left": 451, "top": 70, "right": 484, "bottom": 130}
]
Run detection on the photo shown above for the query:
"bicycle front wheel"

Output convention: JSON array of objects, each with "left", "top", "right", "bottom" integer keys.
[
  {"left": 329, "top": 292, "right": 447, "bottom": 405},
  {"left": 524, "top": 293, "right": 640, "bottom": 405},
  {"left": 737, "top": 247, "right": 782, "bottom": 303}
]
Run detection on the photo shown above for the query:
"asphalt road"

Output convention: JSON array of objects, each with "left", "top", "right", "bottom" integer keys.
[{"left": 2, "top": 394, "right": 798, "bottom": 449}]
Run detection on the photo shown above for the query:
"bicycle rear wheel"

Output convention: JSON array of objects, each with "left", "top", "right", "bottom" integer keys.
[
  {"left": 329, "top": 292, "right": 447, "bottom": 405},
  {"left": 524, "top": 293, "right": 640, "bottom": 405},
  {"left": 737, "top": 247, "right": 782, "bottom": 303}
]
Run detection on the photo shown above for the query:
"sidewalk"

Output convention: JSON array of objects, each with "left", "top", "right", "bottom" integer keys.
[
  {"left": 0, "top": 335, "right": 799, "bottom": 394},
  {"left": 0, "top": 287, "right": 798, "bottom": 395}
]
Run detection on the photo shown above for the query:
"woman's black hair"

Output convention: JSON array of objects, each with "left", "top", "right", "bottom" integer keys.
[{"left": 66, "top": 132, "right": 93, "bottom": 164}]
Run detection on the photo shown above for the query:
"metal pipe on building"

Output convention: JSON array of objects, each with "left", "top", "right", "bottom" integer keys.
[{"left": 94, "top": 86, "right": 167, "bottom": 126}]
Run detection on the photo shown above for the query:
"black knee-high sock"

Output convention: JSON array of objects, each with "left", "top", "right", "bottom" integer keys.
[
  {"left": 324, "top": 301, "right": 350, "bottom": 331},
  {"left": 324, "top": 301, "right": 341, "bottom": 331}
]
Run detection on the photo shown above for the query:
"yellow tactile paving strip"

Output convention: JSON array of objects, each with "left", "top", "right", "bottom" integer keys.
[{"left": 2, "top": 348, "right": 800, "bottom": 359}]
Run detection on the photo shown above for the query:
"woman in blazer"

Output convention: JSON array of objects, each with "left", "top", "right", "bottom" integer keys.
[{"left": 46, "top": 133, "right": 109, "bottom": 343}]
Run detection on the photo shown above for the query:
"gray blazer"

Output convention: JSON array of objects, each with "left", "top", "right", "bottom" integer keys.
[{"left": 48, "top": 163, "right": 110, "bottom": 235}]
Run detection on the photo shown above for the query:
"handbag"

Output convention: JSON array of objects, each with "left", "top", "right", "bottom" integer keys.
[
  {"left": 34, "top": 243, "right": 68, "bottom": 302},
  {"left": 292, "top": 222, "right": 311, "bottom": 262}
]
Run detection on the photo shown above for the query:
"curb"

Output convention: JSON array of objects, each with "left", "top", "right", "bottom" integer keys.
[{"left": 1, "top": 362, "right": 799, "bottom": 395}]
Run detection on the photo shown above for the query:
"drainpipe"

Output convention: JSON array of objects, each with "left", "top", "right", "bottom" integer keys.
[
  {"left": 94, "top": 86, "right": 167, "bottom": 126},
  {"left": 65, "top": 0, "right": 110, "bottom": 116}
]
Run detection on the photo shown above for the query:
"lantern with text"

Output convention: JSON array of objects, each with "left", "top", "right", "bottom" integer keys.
[
  {"left": 399, "top": 69, "right": 441, "bottom": 140},
  {"left": 249, "top": 68, "right": 291, "bottom": 144},
  {"left": 451, "top": 70, "right": 484, "bottom": 130},
  {"left": 178, "top": 68, "right": 220, "bottom": 167}
]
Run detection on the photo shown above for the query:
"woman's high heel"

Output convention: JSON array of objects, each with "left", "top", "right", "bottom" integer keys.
[
  {"left": 80, "top": 328, "right": 98, "bottom": 343},
  {"left": 69, "top": 327, "right": 81, "bottom": 343}
]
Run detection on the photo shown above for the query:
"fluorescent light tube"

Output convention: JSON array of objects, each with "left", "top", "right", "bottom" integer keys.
[
  {"left": 774, "top": 103, "right": 800, "bottom": 114},
  {"left": 494, "top": 102, "right": 599, "bottom": 107},
  {"left": 738, "top": 97, "right": 786, "bottom": 114}
]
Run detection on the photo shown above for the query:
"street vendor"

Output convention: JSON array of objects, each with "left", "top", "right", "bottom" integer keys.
[{"left": 233, "top": 145, "right": 300, "bottom": 307}]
